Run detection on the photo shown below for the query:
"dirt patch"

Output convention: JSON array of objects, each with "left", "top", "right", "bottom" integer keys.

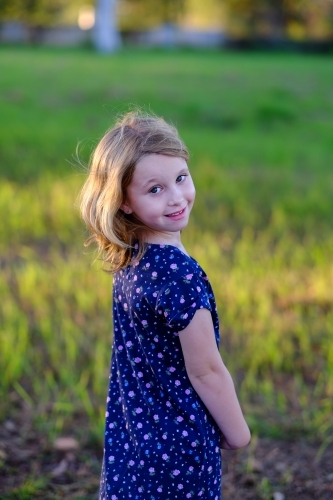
[{"left": 1, "top": 404, "right": 332, "bottom": 499}]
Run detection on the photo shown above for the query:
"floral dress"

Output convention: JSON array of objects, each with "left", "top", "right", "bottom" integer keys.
[{"left": 100, "top": 243, "right": 222, "bottom": 500}]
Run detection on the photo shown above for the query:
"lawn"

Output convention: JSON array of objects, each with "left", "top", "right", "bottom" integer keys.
[{"left": 1, "top": 46, "right": 333, "bottom": 499}]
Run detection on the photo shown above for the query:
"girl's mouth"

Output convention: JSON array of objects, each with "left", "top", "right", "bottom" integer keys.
[{"left": 165, "top": 207, "right": 186, "bottom": 220}]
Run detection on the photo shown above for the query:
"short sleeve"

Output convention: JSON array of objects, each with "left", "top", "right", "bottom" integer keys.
[{"left": 154, "top": 273, "right": 212, "bottom": 333}]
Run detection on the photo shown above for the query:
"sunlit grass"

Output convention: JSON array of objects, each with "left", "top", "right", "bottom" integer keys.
[{"left": 1, "top": 47, "right": 333, "bottom": 444}]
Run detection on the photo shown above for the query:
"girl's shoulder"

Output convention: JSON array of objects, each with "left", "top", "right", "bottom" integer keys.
[
  {"left": 139, "top": 243, "right": 207, "bottom": 280},
  {"left": 114, "top": 243, "right": 208, "bottom": 290}
]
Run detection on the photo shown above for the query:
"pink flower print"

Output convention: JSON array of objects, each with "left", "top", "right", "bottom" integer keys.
[
  {"left": 153, "top": 292, "right": 157, "bottom": 297},
  {"left": 198, "top": 491, "right": 203, "bottom": 496},
  {"left": 157, "top": 488, "right": 163, "bottom": 493},
  {"left": 162, "top": 454, "right": 169, "bottom": 460},
  {"left": 158, "top": 352, "right": 163, "bottom": 358},
  {"left": 124, "top": 443, "right": 129, "bottom": 449},
  {"left": 191, "top": 442, "right": 197, "bottom": 447},
  {"left": 109, "top": 422, "right": 114, "bottom": 428},
  {"left": 152, "top": 271, "right": 157, "bottom": 277},
  {"left": 137, "top": 422, "right": 142, "bottom": 428},
  {"left": 149, "top": 467, "right": 155, "bottom": 474},
  {"left": 129, "top": 322, "right": 133, "bottom": 327},
  {"left": 186, "top": 274, "right": 193, "bottom": 280},
  {"left": 182, "top": 430, "right": 188, "bottom": 436},
  {"left": 169, "top": 366, "right": 176, "bottom": 372},
  {"left": 134, "top": 357, "right": 141, "bottom": 363},
  {"left": 108, "top": 455, "right": 115, "bottom": 462},
  {"left": 144, "top": 434, "right": 149, "bottom": 440},
  {"left": 140, "top": 460, "right": 144, "bottom": 466},
  {"left": 146, "top": 262, "right": 150, "bottom": 268},
  {"left": 138, "top": 487, "right": 143, "bottom": 493},
  {"left": 128, "top": 391, "right": 135, "bottom": 397},
  {"left": 105, "top": 411, "right": 109, "bottom": 417},
  {"left": 146, "top": 383, "right": 151, "bottom": 388},
  {"left": 189, "top": 466, "right": 194, "bottom": 471},
  {"left": 190, "top": 415, "right": 195, "bottom": 420},
  {"left": 180, "top": 296, "right": 185, "bottom": 303},
  {"left": 134, "top": 275, "right": 137, "bottom": 281},
  {"left": 153, "top": 336, "right": 159, "bottom": 342},
  {"left": 208, "top": 466, "right": 213, "bottom": 472},
  {"left": 138, "top": 372, "right": 143, "bottom": 378},
  {"left": 124, "top": 302, "right": 128, "bottom": 309},
  {"left": 186, "top": 494, "right": 192, "bottom": 498},
  {"left": 178, "top": 484, "right": 183, "bottom": 490},
  {"left": 118, "top": 295, "right": 122, "bottom": 300},
  {"left": 118, "top": 345, "right": 123, "bottom": 351},
  {"left": 113, "top": 475, "right": 118, "bottom": 481},
  {"left": 196, "top": 286, "right": 201, "bottom": 292},
  {"left": 136, "top": 288, "right": 141, "bottom": 293},
  {"left": 135, "top": 407, "right": 142, "bottom": 414},
  {"left": 191, "top": 302, "right": 196, "bottom": 308},
  {"left": 182, "top": 313, "right": 188, "bottom": 319},
  {"left": 141, "top": 320, "right": 148, "bottom": 326},
  {"left": 170, "top": 263, "right": 178, "bottom": 270},
  {"left": 166, "top": 401, "right": 171, "bottom": 407},
  {"left": 153, "top": 414, "right": 159, "bottom": 420},
  {"left": 176, "top": 416, "right": 183, "bottom": 422},
  {"left": 173, "top": 469, "right": 180, "bottom": 476},
  {"left": 129, "top": 460, "right": 135, "bottom": 466},
  {"left": 185, "top": 389, "right": 191, "bottom": 395},
  {"left": 111, "top": 495, "right": 117, "bottom": 500},
  {"left": 162, "top": 434, "right": 167, "bottom": 440},
  {"left": 126, "top": 341, "right": 132, "bottom": 347},
  {"left": 132, "top": 475, "right": 136, "bottom": 481},
  {"left": 175, "top": 380, "right": 181, "bottom": 386}
]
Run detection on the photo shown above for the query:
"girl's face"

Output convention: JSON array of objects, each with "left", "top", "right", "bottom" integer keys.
[{"left": 121, "top": 154, "right": 195, "bottom": 241}]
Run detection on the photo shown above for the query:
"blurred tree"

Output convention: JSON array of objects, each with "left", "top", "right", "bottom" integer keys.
[
  {"left": 0, "top": 0, "right": 69, "bottom": 26},
  {"left": 122, "top": 0, "right": 185, "bottom": 27},
  {"left": 224, "top": 0, "right": 333, "bottom": 40}
]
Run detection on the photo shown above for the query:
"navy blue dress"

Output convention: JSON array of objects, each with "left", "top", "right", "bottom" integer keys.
[{"left": 100, "top": 243, "right": 222, "bottom": 500}]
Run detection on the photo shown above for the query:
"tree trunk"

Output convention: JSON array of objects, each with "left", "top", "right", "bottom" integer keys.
[{"left": 94, "top": 0, "right": 121, "bottom": 53}]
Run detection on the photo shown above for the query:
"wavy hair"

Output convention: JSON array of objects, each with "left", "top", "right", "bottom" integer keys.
[{"left": 80, "top": 111, "right": 189, "bottom": 272}]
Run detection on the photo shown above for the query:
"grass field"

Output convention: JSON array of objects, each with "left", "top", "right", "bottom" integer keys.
[{"left": 1, "top": 46, "right": 333, "bottom": 498}]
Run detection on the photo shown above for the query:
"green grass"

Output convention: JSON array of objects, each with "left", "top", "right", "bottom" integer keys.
[{"left": 1, "top": 46, "right": 333, "bottom": 446}]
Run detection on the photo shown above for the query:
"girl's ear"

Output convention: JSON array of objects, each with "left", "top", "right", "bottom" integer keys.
[{"left": 120, "top": 202, "right": 133, "bottom": 215}]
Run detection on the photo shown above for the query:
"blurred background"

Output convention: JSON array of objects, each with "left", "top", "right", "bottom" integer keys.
[{"left": 1, "top": 1, "right": 333, "bottom": 499}]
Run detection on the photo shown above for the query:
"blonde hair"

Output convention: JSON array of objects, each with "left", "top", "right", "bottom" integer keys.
[{"left": 80, "top": 111, "right": 189, "bottom": 273}]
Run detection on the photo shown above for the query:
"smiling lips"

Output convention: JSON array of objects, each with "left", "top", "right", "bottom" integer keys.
[{"left": 165, "top": 207, "right": 186, "bottom": 220}]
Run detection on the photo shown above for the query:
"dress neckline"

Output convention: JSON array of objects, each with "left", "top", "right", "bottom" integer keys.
[{"left": 145, "top": 242, "right": 194, "bottom": 261}]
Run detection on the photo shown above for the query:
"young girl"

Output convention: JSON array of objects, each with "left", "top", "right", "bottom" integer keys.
[{"left": 80, "top": 111, "right": 250, "bottom": 500}]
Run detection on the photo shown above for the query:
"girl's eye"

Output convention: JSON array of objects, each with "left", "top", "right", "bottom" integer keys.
[
  {"left": 176, "top": 174, "right": 186, "bottom": 183},
  {"left": 150, "top": 186, "right": 161, "bottom": 194}
]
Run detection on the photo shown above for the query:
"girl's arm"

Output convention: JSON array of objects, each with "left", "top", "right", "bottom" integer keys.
[{"left": 179, "top": 308, "right": 251, "bottom": 449}]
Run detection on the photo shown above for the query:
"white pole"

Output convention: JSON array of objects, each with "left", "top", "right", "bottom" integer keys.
[{"left": 94, "top": 0, "right": 121, "bottom": 53}]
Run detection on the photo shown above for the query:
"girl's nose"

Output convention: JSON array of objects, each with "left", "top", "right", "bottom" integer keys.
[{"left": 168, "top": 186, "right": 184, "bottom": 205}]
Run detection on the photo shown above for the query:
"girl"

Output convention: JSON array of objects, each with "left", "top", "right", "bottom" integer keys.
[{"left": 80, "top": 111, "right": 250, "bottom": 500}]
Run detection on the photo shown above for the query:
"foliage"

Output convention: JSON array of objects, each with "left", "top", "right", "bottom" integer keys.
[
  {"left": 0, "top": 0, "right": 70, "bottom": 26},
  {"left": 224, "top": 0, "right": 333, "bottom": 39},
  {"left": 0, "top": 47, "right": 333, "bottom": 447}
]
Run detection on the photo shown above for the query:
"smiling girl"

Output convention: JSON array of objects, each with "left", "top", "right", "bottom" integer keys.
[{"left": 80, "top": 111, "right": 250, "bottom": 500}]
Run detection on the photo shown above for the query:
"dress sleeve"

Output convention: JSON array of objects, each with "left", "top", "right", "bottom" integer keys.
[{"left": 154, "top": 273, "right": 212, "bottom": 333}]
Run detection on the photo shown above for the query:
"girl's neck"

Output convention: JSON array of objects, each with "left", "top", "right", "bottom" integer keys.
[{"left": 143, "top": 231, "right": 189, "bottom": 256}]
